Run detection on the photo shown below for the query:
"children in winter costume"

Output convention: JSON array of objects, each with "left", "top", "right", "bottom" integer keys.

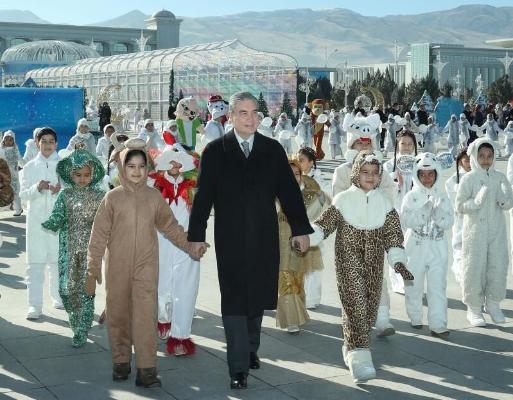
[
  {"left": 137, "top": 119, "right": 166, "bottom": 154},
  {"left": 22, "top": 127, "right": 41, "bottom": 166},
  {"left": 86, "top": 138, "right": 206, "bottom": 387},
  {"left": 456, "top": 138, "right": 513, "bottom": 327},
  {"left": 276, "top": 160, "right": 326, "bottom": 332},
  {"left": 310, "top": 99, "right": 329, "bottom": 160},
  {"left": 67, "top": 119, "right": 96, "bottom": 154},
  {"left": 20, "top": 127, "right": 63, "bottom": 320},
  {"left": 203, "top": 95, "right": 228, "bottom": 145},
  {"left": 1, "top": 131, "right": 23, "bottom": 216},
  {"left": 0, "top": 158, "right": 11, "bottom": 247},
  {"left": 442, "top": 115, "right": 462, "bottom": 159},
  {"left": 295, "top": 112, "right": 313, "bottom": 148},
  {"left": 297, "top": 147, "right": 322, "bottom": 188},
  {"left": 274, "top": 113, "right": 294, "bottom": 155},
  {"left": 401, "top": 153, "right": 453, "bottom": 337},
  {"left": 332, "top": 128, "right": 398, "bottom": 336},
  {"left": 96, "top": 124, "right": 115, "bottom": 166},
  {"left": 383, "top": 130, "right": 418, "bottom": 294},
  {"left": 41, "top": 150, "right": 105, "bottom": 347},
  {"left": 294, "top": 149, "right": 328, "bottom": 309},
  {"left": 174, "top": 97, "right": 205, "bottom": 150},
  {"left": 504, "top": 121, "right": 513, "bottom": 157},
  {"left": 459, "top": 114, "right": 474, "bottom": 147},
  {"left": 381, "top": 114, "right": 400, "bottom": 155},
  {"left": 335, "top": 114, "right": 396, "bottom": 200},
  {"left": 422, "top": 117, "right": 440, "bottom": 154},
  {"left": 148, "top": 145, "right": 200, "bottom": 356},
  {"left": 475, "top": 114, "right": 503, "bottom": 143},
  {"left": 138, "top": 119, "right": 155, "bottom": 142},
  {"left": 309, "top": 151, "right": 413, "bottom": 382},
  {"left": 445, "top": 149, "right": 471, "bottom": 283},
  {"left": 328, "top": 111, "right": 344, "bottom": 160}
]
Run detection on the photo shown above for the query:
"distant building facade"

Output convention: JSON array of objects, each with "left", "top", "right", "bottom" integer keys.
[
  {"left": 409, "top": 43, "right": 513, "bottom": 91},
  {"left": 0, "top": 10, "right": 181, "bottom": 58}
]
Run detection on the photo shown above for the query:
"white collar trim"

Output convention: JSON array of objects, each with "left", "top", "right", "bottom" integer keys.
[{"left": 333, "top": 185, "right": 392, "bottom": 229}]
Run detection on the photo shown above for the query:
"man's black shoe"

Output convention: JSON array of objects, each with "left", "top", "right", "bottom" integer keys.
[
  {"left": 249, "top": 352, "right": 260, "bottom": 369},
  {"left": 230, "top": 372, "right": 248, "bottom": 389}
]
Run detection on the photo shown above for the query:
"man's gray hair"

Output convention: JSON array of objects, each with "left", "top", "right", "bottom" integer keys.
[{"left": 229, "top": 92, "right": 258, "bottom": 112}]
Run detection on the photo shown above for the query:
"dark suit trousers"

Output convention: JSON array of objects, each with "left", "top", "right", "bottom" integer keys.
[{"left": 222, "top": 313, "right": 263, "bottom": 377}]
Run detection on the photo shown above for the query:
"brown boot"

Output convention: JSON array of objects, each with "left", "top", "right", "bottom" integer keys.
[
  {"left": 135, "top": 367, "right": 161, "bottom": 388},
  {"left": 112, "top": 363, "right": 131, "bottom": 381}
]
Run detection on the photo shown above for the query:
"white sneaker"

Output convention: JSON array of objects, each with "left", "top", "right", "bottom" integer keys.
[
  {"left": 375, "top": 321, "right": 396, "bottom": 337},
  {"left": 467, "top": 307, "right": 486, "bottom": 327},
  {"left": 53, "top": 301, "right": 65, "bottom": 310},
  {"left": 26, "top": 306, "right": 41, "bottom": 320},
  {"left": 485, "top": 301, "right": 506, "bottom": 324},
  {"left": 287, "top": 325, "right": 300, "bottom": 333},
  {"left": 342, "top": 345, "right": 348, "bottom": 367},
  {"left": 347, "top": 348, "right": 376, "bottom": 383}
]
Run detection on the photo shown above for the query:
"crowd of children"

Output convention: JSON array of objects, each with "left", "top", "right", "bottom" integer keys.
[{"left": 2, "top": 98, "right": 513, "bottom": 389}]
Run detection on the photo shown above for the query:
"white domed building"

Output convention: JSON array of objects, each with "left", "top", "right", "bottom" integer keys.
[{"left": 1, "top": 40, "right": 99, "bottom": 86}]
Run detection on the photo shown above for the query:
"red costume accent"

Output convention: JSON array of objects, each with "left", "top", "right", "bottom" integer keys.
[
  {"left": 149, "top": 172, "right": 196, "bottom": 209},
  {"left": 163, "top": 132, "right": 177, "bottom": 145}
]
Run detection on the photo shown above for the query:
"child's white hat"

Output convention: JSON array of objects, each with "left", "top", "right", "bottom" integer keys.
[
  {"left": 2, "top": 130, "right": 15, "bottom": 140},
  {"left": 77, "top": 118, "right": 89, "bottom": 128},
  {"left": 154, "top": 145, "right": 195, "bottom": 173}
]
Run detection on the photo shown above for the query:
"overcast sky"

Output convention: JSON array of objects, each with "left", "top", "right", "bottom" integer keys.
[{"left": 0, "top": 0, "right": 511, "bottom": 24}]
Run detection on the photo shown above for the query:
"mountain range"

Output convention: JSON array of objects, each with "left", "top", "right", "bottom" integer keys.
[{"left": 1, "top": 5, "right": 513, "bottom": 65}]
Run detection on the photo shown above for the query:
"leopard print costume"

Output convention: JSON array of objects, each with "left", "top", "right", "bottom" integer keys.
[{"left": 313, "top": 201, "right": 404, "bottom": 350}]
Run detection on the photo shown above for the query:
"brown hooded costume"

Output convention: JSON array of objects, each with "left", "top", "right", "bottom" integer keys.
[{"left": 87, "top": 141, "right": 194, "bottom": 369}]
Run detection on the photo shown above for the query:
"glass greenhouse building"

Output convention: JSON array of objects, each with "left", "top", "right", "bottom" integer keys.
[
  {"left": 1, "top": 40, "right": 100, "bottom": 86},
  {"left": 26, "top": 39, "right": 299, "bottom": 120}
]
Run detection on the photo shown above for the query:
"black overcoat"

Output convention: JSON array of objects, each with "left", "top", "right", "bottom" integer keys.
[{"left": 188, "top": 131, "right": 313, "bottom": 316}]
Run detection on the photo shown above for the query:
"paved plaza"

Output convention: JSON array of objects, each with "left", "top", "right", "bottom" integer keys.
[{"left": 1, "top": 162, "right": 513, "bottom": 400}]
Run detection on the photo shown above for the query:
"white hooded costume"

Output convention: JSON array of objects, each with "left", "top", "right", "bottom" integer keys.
[
  {"left": 401, "top": 153, "right": 453, "bottom": 332},
  {"left": 503, "top": 121, "right": 513, "bottom": 157},
  {"left": 422, "top": 120, "right": 440, "bottom": 155},
  {"left": 138, "top": 119, "right": 165, "bottom": 152},
  {"left": 476, "top": 114, "right": 503, "bottom": 142},
  {"left": 456, "top": 138, "right": 513, "bottom": 326},
  {"left": 20, "top": 147, "right": 62, "bottom": 315},
  {"left": 458, "top": 114, "right": 473, "bottom": 146},
  {"left": 445, "top": 166, "right": 469, "bottom": 283},
  {"left": 1, "top": 130, "right": 23, "bottom": 213},
  {"left": 442, "top": 115, "right": 461, "bottom": 158},
  {"left": 294, "top": 112, "right": 313, "bottom": 148},
  {"left": 274, "top": 113, "right": 294, "bottom": 155},
  {"left": 148, "top": 146, "right": 200, "bottom": 345},
  {"left": 22, "top": 127, "right": 41, "bottom": 166},
  {"left": 381, "top": 114, "right": 400, "bottom": 154},
  {"left": 66, "top": 118, "right": 96, "bottom": 154},
  {"left": 96, "top": 124, "right": 115, "bottom": 167},
  {"left": 328, "top": 112, "right": 344, "bottom": 159}
]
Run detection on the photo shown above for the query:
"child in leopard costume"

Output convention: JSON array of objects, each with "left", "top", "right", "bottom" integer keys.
[{"left": 309, "top": 150, "right": 414, "bottom": 383}]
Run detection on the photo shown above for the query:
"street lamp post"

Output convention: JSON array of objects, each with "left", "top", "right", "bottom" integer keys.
[
  {"left": 324, "top": 46, "right": 339, "bottom": 68},
  {"left": 335, "top": 60, "right": 349, "bottom": 107}
]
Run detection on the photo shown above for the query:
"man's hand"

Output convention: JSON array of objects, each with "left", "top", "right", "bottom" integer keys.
[
  {"left": 49, "top": 183, "right": 61, "bottom": 194},
  {"left": 38, "top": 180, "right": 50, "bottom": 192},
  {"left": 291, "top": 235, "right": 310, "bottom": 253},
  {"left": 189, "top": 242, "right": 210, "bottom": 260}
]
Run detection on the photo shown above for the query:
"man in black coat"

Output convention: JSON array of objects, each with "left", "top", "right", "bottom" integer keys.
[{"left": 188, "top": 92, "right": 313, "bottom": 389}]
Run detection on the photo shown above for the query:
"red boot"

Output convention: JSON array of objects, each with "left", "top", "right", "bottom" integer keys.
[
  {"left": 157, "top": 322, "right": 171, "bottom": 340},
  {"left": 167, "top": 337, "right": 196, "bottom": 356}
]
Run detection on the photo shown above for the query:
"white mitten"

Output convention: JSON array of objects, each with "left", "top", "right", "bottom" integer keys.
[
  {"left": 474, "top": 186, "right": 488, "bottom": 207},
  {"left": 497, "top": 182, "right": 509, "bottom": 206}
]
